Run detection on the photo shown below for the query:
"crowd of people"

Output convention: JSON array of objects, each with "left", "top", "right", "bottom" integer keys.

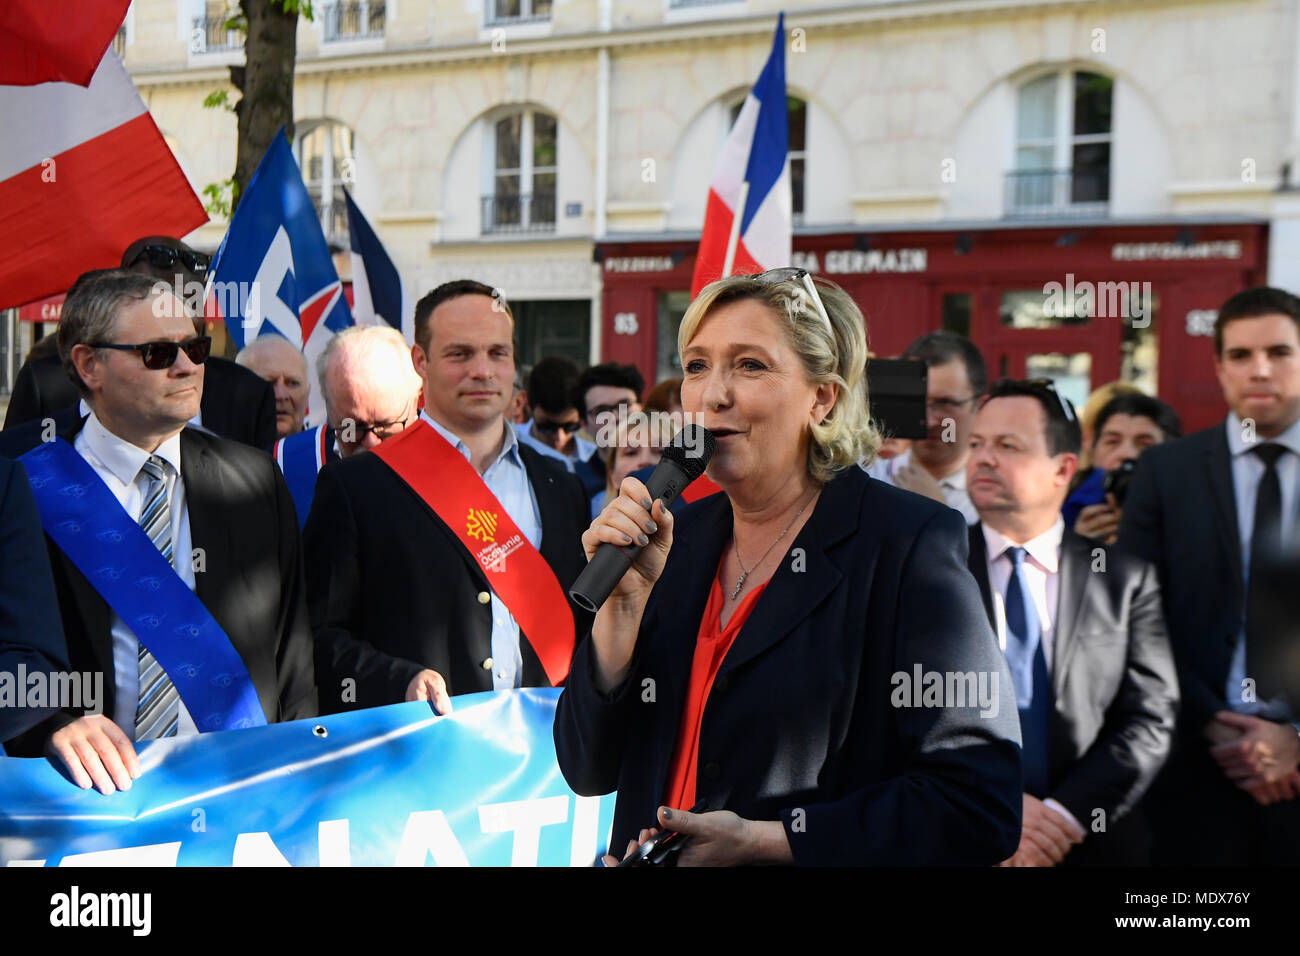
[{"left": 0, "top": 233, "right": 1297, "bottom": 866}]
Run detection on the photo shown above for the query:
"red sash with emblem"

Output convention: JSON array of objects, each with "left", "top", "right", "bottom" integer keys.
[{"left": 372, "top": 419, "right": 576, "bottom": 685}]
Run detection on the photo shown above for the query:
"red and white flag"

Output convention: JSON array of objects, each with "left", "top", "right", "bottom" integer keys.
[
  {"left": 690, "top": 13, "right": 791, "bottom": 297},
  {"left": 0, "top": 0, "right": 132, "bottom": 87},
  {"left": 0, "top": 51, "right": 208, "bottom": 310}
]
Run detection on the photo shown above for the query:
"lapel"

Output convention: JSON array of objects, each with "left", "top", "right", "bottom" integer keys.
[
  {"left": 1205, "top": 423, "right": 1244, "bottom": 599},
  {"left": 1050, "top": 530, "right": 1092, "bottom": 700},
  {"left": 968, "top": 522, "right": 996, "bottom": 628},
  {"left": 715, "top": 467, "right": 863, "bottom": 679}
]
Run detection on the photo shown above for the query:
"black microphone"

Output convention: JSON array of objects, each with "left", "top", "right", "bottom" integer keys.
[{"left": 569, "top": 424, "right": 716, "bottom": 613}]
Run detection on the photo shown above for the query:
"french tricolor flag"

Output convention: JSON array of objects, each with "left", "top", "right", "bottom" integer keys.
[
  {"left": 0, "top": 5, "right": 207, "bottom": 309},
  {"left": 344, "top": 188, "right": 414, "bottom": 345},
  {"left": 690, "top": 12, "right": 791, "bottom": 297}
]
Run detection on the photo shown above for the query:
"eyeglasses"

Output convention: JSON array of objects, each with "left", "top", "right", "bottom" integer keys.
[
  {"left": 127, "top": 244, "right": 210, "bottom": 277},
  {"left": 1026, "top": 378, "right": 1078, "bottom": 423},
  {"left": 90, "top": 336, "right": 212, "bottom": 370},
  {"left": 342, "top": 414, "right": 415, "bottom": 445},
  {"left": 749, "top": 267, "right": 834, "bottom": 337},
  {"left": 532, "top": 416, "right": 582, "bottom": 436}
]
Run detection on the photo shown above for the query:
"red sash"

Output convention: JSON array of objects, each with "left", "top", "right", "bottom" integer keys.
[{"left": 373, "top": 420, "right": 575, "bottom": 685}]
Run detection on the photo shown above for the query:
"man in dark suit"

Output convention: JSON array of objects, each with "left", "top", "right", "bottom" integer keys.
[
  {"left": 304, "top": 280, "right": 590, "bottom": 715},
  {"left": 0, "top": 456, "right": 73, "bottom": 747},
  {"left": 1120, "top": 286, "right": 1300, "bottom": 864},
  {"left": 3, "top": 239, "right": 277, "bottom": 448},
  {"left": 967, "top": 379, "right": 1178, "bottom": 865},
  {"left": 1, "top": 271, "right": 316, "bottom": 794}
]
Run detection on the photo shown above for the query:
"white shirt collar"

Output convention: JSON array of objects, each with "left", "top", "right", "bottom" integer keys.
[
  {"left": 80, "top": 411, "right": 183, "bottom": 485},
  {"left": 420, "top": 411, "right": 522, "bottom": 470},
  {"left": 1225, "top": 411, "right": 1300, "bottom": 460},
  {"left": 981, "top": 516, "right": 1064, "bottom": 574}
]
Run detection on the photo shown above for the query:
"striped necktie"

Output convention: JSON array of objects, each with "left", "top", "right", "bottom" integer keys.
[{"left": 135, "top": 454, "right": 181, "bottom": 740}]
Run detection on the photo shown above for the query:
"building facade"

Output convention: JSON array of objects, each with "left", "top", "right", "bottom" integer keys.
[{"left": 6, "top": 0, "right": 1297, "bottom": 433}]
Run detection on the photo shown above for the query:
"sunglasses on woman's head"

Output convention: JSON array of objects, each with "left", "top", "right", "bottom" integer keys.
[
  {"left": 747, "top": 267, "right": 834, "bottom": 336},
  {"left": 90, "top": 336, "right": 212, "bottom": 370},
  {"left": 128, "top": 244, "right": 210, "bottom": 277}
]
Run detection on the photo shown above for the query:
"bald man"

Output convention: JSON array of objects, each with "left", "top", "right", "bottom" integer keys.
[
  {"left": 271, "top": 325, "right": 421, "bottom": 527},
  {"left": 236, "top": 335, "right": 310, "bottom": 438}
]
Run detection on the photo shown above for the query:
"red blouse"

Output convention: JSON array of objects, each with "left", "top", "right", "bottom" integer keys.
[{"left": 662, "top": 563, "right": 768, "bottom": 811}]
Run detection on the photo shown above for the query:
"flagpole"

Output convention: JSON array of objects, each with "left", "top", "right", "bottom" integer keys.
[{"left": 721, "top": 180, "right": 749, "bottom": 278}]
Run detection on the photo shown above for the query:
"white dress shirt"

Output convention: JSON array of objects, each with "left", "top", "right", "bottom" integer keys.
[
  {"left": 865, "top": 448, "right": 979, "bottom": 525},
  {"left": 74, "top": 414, "right": 198, "bottom": 739},
  {"left": 1224, "top": 412, "right": 1300, "bottom": 720},
  {"left": 979, "top": 517, "right": 1084, "bottom": 838},
  {"left": 422, "top": 412, "right": 542, "bottom": 690}
]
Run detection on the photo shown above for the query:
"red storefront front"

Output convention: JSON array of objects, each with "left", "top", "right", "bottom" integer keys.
[{"left": 597, "top": 220, "right": 1268, "bottom": 434}]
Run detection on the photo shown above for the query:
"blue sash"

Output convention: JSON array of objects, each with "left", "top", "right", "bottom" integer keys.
[
  {"left": 274, "top": 424, "right": 328, "bottom": 529},
  {"left": 20, "top": 439, "right": 267, "bottom": 733}
]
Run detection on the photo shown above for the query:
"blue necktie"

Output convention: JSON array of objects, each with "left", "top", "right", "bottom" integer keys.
[{"left": 1004, "top": 546, "right": 1050, "bottom": 797}]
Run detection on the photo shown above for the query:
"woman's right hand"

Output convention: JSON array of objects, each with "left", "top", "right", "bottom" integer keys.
[{"left": 582, "top": 474, "right": 675, "bottom": 607}]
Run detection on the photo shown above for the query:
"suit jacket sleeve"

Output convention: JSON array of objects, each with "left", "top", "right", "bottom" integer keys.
[
  {"left": 304, "top": 462, "right": 427, "bottom": 711},
  {"left": 1118, "top": 450, "right": 1221, "bottom": 728},
  {"left": 1050, "top": 558, "right": 1179, "bottom": 827},
  {"left": 270, "top": 460, "right": 319, "bottom": 720},
  {"left": 0, "top": 460, "right": 73, "bottom": 747},
  {"left": 780, "top": 507, "right": 1024, "bottom": 866}
]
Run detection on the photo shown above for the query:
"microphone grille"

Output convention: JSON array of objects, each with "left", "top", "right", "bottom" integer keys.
[{"left": 661, "top": 425, "right": 715, "bottom": 483}]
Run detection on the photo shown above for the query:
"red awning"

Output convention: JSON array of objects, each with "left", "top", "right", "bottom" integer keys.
[{"left": 16, "top": 290, "right": 65, "bottom": 322}]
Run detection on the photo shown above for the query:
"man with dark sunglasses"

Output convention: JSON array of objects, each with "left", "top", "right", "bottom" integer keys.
[
  {"left": 2, "top": 239, "right": 277, "bottom": 451},
  {"left": 1, "top": 270, "right": 317, "bottom": 790}
]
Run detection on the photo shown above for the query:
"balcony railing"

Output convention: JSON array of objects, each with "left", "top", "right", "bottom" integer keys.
[
  {"left": 190, "top": 15, "right": 243, "bottom": 54},
  {"left": 1004, "top": 168, "right": 1109, "bottom": 219},
  {"left": 112, "top": 25, "right": 127, "bottom": 57},
  {"left": 321, "top": 1, "right": 385, "bottom": 41},
  {"left": 482, "top": 194, "right": 556, "bottom": 234},
  {"left": 485, "top": 0, "right": 552, "bottom": 26}
]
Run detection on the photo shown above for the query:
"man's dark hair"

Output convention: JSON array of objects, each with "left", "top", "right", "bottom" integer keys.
[
  {"left": 902, "top": 330, "right": 988, "bottom": 398},
  {"left": 983, "top": 378, "right": 1082, "bottom": 457},
  {"left": 528, "top": 356, "right": 581, "bottom": 414},
  {"left": 1092, "top": 392, "right": 1181, "bottom": 446},
  {"left": 58, "top": 269, "right": 164, "bottom": 397},
  {"left": 575, "top": 362, "right": 645, "bottom": 416},
  {"left": 1214, "top": 286, "right": 1300, "bottom": 356},
  {"left": 413, "top": 279, "right": 512, "bottom": 353}
]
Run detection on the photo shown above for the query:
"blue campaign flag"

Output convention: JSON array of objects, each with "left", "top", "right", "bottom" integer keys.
[
  {"left": 0, "top": 689, "right": 616, "bottom": 866},
  {"left": 344, "top": 187, "right": 414, "bottom": 344},
  {"left": 205, "top": 129, "right": 353, "bottom": 424}
]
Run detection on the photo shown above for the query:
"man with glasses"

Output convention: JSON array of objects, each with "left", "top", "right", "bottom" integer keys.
[
  {"left": 867, "top": 330, "right": 988, "bottom": 524},
  {"left": 516, "top": 356, "right": 596, "bottom": 471},
  {"left": 1, "top": 271, "right": 317, "bottom": 792},
  {"left": 3, "top": 238, "right": 277, "bottom": 450},
  {"left": 304, "top": 280, "right": 591, "bottom": 716},
  {"left": 572, "top": 361, "right": 645, "bottom": 500}
]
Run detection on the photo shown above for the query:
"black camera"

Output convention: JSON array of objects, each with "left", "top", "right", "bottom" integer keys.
[{"left": 1102, "top": 458, "right": 1138, "bottom": 507}]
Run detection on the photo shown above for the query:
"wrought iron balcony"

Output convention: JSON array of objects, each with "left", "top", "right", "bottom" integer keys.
[
  {"left": 190, "top": 15, "right": 242, "bottom": 54},
  {"left": 485, "top": 0, "right": 553, "bottom": 27},
  {"left": 1004, "top": 167, "right": 1109, "bottom": 219},
  {"left": 481, "top": 194, "right": 556, "bottom": 235},
  {"left": 321, "top": 1, "right": 385, "bottom": 41}
]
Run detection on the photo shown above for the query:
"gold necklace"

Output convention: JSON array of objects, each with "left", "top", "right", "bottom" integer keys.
[{"left": 731, "top": 494, "right": 814, "bottom": 600}]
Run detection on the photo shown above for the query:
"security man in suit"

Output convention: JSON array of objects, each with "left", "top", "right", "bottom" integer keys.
[
  {"left": 1, "top": 270, "right": 317, "bottom": 793},
  {"left": 304, "top": 280, "right": 591, "bottom": 715},
  {"left": 967, "top": 378, "right": 1178, "bottom": 865},
  {"left": 1120, "top": 286, "right": 1300, "bottom": 864},
  {"left": 3, "top": 238, "right": 277, "bottom": 449}
]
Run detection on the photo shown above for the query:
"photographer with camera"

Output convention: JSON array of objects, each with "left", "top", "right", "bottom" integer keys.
[{"left": 1062, "top": 392, "right": 1180, "bottom": 543}]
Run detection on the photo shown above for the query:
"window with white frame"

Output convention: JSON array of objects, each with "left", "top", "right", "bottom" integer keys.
[
  {"left": 484, "top": 110, "right": 557, "bottom": 234},
  {"left": 321, "top": 1, "right": 385, "bottom": 41},
  {"left": 486, "top": 0, "right": 552, "bottom": 26},
  {"left": 295, "top": 121, "right": 355, "bottom": 246},
  {"left": 1008, "top": 70, "right": 1113, "bottom": 216},
  {"left": 730, "top": 95, "right": 807, "bottom": 223}
]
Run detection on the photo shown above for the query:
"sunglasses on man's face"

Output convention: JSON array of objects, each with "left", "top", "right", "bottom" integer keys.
[
  {"left": 91, "top": 336, "right": 212, "bottom": 370},
  {"left": 532, "top": 417, "right": 581, "bottom": 436},
  {"left": 128, "top": 245, "right": 210, "bottom": 277}
]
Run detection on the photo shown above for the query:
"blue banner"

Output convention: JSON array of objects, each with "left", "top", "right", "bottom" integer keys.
[{"left": 0, "top": 689, "right": 615, "bottom": 866}]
